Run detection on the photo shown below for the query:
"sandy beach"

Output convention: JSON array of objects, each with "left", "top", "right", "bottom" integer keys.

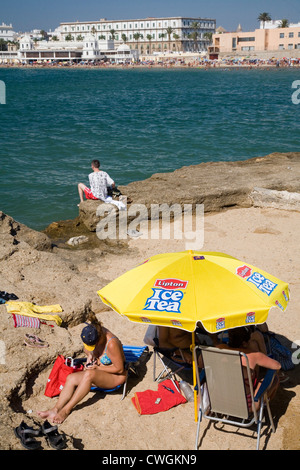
[{"left": 1, "top": 201, "right": 299, "bottom": 451}]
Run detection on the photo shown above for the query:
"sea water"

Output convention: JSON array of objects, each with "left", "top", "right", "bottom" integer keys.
[{"left": 0, "top": 67, "right": 299, "bottom": 230}]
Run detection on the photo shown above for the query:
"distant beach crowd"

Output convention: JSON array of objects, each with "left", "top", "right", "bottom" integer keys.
[{"left": 1, "top": 57, "right": 300, "bottom": 68}]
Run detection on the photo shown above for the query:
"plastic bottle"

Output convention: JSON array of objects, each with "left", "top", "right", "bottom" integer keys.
[{"left": 179, "top": 380, "right": 194, "bottom": 402}]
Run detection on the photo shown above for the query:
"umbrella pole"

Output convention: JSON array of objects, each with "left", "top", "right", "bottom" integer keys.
[{"left": 192, "top": 331, "right": 197, "bottom": 422}]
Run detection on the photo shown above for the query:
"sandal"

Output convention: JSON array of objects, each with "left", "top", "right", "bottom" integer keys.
[
  {"left": 41, "top": 420, "right": 66, "bottom": 450},
  {"left": 24, "top": 334, "right": 49, "bottom": 348},
  {"left": 14, "top": 421, "right": 41, "bottom": 450}
]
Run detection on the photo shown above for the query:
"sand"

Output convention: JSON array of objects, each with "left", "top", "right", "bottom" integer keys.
[{"left": 10, "top": 206, "right": 299, "bottom": 452}]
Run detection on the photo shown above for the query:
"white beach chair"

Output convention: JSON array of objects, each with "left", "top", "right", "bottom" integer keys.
[{"left": 193, "top": 345, "right": 277, "bottom": 450}]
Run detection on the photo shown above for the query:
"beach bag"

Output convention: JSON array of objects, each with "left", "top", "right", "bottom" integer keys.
[
  {"left": 44, "top": 355, "right": 84, "bottom": 398},
  {"left": 266, "top": 333, "right": 295, "bottom": 371}
]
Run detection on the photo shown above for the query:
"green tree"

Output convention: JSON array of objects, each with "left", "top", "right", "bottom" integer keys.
[
  {"left": 109, "top": 29, "right": 116, "bottom": 40},
  {"left": 91, "top": 26, "right": 97, "bottom": 36},
  {"left": 165, "top": 26, "right": 175, "bottom": 51},
  {"left": 173, "top": 32, "right": 180, "bottom": 52},
  {"left": 51, "top": 35, "right": 59, "bottom": 41},
  {"left": 203, "top": 32, "right": 213, "bottom": 43},
  {"left": 278, "top": 19, "right": 289, "bottom": 28},
  {"left": 121, "top": 33, "right": 128, "bottom": 43},
  {"left": 65, "top": 33, "right": 74, "bottom": 41},
  {"left": 133, "top": 32, "right": 142, "bottom": 51},
  {"left": 0, "top": 39, "right": 7, "bottom": 51},
  {"left": 159, "top": 32, "right": 165, "bottom": 52},
  {"left": 258, "top": 12, "right": 271, "bottom": 29},
  {"left": 146, "top": 33, "right": 153, "bottom": 54},
  {"left": 40, "top": 29, "right": 48, "bottom": 40}
]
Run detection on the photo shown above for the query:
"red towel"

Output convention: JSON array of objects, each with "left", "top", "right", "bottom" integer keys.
[{"left": 131, "top": 379, "right": 187, "bottom": 415}]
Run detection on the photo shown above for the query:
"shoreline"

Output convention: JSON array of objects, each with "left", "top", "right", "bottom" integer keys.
[{"left": 1, "top": 57, "right": 300, "bottom": 70}]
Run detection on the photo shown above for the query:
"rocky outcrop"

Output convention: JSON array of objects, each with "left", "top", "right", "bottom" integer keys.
[
  {"left": 76, "top": 152, "right": 300, "bottom": 232},
  {"left": 249, "top": 187, "right": 300, "bottom": 211},
  {"left": 0, "top": 211, "right": 52, "bottom": 253}
]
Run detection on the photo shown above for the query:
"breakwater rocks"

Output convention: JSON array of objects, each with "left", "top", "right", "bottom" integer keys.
[{"left": 73, "top": 152, "right": 300, "bottom": 233}]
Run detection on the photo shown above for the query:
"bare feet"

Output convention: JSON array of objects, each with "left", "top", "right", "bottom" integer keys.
[
  {"left": 52, "top": 408, "right": 70, "bottom": 424},
  {"left": 37, "top": 408, "right": 58, "bottom": 421}
]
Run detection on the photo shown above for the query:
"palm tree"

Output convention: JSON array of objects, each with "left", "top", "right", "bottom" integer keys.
[
  {"left": 0, "top": 39, "right": 7, "bottom": 51},
  {"left": 121, "top": 33, "right": 128, "bottom": 43},
  {"left": 109, "top": 29, "right": 116, "bottom": 40},
  {"left": 91, "top": 26, "right": 97, "bottom": 37},
  {"left": 133, "top": 32, "right": 142, "bottom": 51},
  {"left": 76, "top": 35, "right": 84, "bottom": 41},
  {"left": 173, "top": 33, "right": 180, "bottom": 52},
  {"left": 165, "top": 26, "right": 175, "bottom": 51},
  {"left": 188, "top": 31, "right": 200, "bottom": 51},
  {"left": 51, "top": 35, "right": 59, "bottom": 41},
  {"left": 159, "top": 32, "right": 165, "bottom": 52},
  {"left": 258, "top": 12, "right": 271, "bottom": 29},
  {"left": 146, "top": 33, "right": 153, "bottom": 54},
  {"left": 278, "top": 19, "right": 289, "bottom": 28}
]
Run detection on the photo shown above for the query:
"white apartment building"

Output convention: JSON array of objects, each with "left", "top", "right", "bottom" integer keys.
[
  {"left": 58, "top": 16, "right": 216, "bottom": 53},
  {"left": 0, "top": 22, "right": 17, "bottom": 42}
]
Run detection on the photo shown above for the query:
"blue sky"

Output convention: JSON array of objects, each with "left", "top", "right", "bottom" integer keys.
[{"left": 2, "top": 0, "right": 300, "bottom": 33}]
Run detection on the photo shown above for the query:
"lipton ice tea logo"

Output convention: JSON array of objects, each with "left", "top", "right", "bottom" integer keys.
[
  {"left": 216, "top": 317, "right": 225, "bottom": 330},
  {"left": 236, "top": 265, "right": 252, "bottom": 278},
  {"left": 144, "top": 278, "right": 188, "bottom": 313},
  {"left": 246, "top": 312, "right": 256, "bottom": 324}
]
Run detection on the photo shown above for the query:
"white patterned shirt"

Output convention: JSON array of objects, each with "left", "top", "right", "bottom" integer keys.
[{"left": 88, "top": 171, "right": 114, "bottom": 201}]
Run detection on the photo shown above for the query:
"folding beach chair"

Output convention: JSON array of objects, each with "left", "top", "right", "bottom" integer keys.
[
  {"left": 152, "top": 335, "right": 193, "bottom": 392},
  {"left": 77, "top": 345, "right": 149, "bottom": 400},
  {"left": 193, "top": 346, "right": 277, "bottom": 450}
]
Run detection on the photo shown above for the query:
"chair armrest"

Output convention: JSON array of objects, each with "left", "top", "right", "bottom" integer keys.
[{"left": 254, "top": 369, "right": 276, "bottom": 402}]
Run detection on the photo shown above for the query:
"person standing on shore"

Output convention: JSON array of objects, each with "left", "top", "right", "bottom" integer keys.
[{"left": 78, "top": 159, "right": 115, "bottom": 203}]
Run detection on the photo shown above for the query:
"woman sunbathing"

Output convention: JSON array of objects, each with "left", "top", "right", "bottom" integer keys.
[
  {"left": 37, "top": 313, "right": 126, "bottom": 424},
  {"left": 216, "top": 327, "right": 281, "bottom": 410}
]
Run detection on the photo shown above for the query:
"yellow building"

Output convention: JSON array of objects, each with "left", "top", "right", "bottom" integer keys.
[{"left": 210, "top": 26, "right": 300, "bottom": 59}]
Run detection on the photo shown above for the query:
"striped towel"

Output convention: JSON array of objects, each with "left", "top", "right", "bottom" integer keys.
[{"left": 12, "top": 314, "right": 40, "bottom": 329}]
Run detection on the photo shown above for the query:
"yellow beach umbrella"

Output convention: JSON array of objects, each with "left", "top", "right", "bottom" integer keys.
[{"left": 97, "top": 250, "right": 289, "bottom": 418}]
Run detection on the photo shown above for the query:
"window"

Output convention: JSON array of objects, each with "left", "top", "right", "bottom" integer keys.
[
  {"left": 288, "top": 43, "right": 293, "bottom": 49},
  {"left": 289, "top": 32, "right": 294, "bottom": 38},
  {"left": 280, "top": 33, "right": 284, "bottom": 38},
  {"left": 279, "top": 44, "right": 285, "bottom": 50},
  {"left": 238, "top": 37, "right": 255, "bottom": 42}
]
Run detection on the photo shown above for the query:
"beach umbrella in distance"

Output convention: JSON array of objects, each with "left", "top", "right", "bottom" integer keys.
[{"left": 97, "top": 250, "right": 289, "bottom": 418}]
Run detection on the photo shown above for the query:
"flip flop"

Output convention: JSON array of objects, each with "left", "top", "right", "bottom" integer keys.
[
  {"left": 24, "top": 334, "right": 49, "bottom": 348},
  {"left": 14, "top": 421, "right": 41, "bottom": 450},
  {"left": 41, "top": 420, "right": 66, "bottom": 450}
]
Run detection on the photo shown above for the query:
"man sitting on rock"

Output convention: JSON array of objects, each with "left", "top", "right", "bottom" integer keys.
[{"left": 78, "top": 160, "right": 115, "bottom": 204}]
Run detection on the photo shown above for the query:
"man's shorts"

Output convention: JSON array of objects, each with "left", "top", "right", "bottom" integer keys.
[{"left": 84, "top": 187, "right": 99, "bottom": 200}]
